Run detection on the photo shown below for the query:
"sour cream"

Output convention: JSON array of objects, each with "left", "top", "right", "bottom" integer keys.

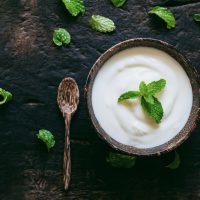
[{"left": 92, "top": 47, "right": 193, "bottom": 148}]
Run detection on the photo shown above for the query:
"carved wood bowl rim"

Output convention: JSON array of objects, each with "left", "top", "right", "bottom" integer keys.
[{"left": 85, "top": 38, "right": 200, "bottom": 156}]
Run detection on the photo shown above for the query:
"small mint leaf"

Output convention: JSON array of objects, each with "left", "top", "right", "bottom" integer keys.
[
  {"left": 90, "top": 15, "right": 116, "bottom": 33},
  {"left": 147, "top": 79, "right": 166, "bottom": 95},
  {"left": 139, "top": 81, "right": 147, "bottom": 95},
  {"left": 53, "top": 28, "right": 71, "bottom": 46},
  {"left": 37, "top": 129, "right": 55, "bottom": 151},
  {"left": 0, "top": 88, "right": 12, "bottom": 105},
  {"left": 118, "top": 91, "right": 140, "bottom": 102},
  {"left": 193, "top": 14, "right": 200, "bottom": 22},
  {"left": 141, "top": 96, "right": 163, "bottom": 123},
  {"left": 62, "top": 0, "right": 85, "bottom": 16},
  {"left": 166, "top": 151, "right": 181, "bottom": 170},
  {"left": 149, "top": 6, "right": 176, "bottom": 29},
  {"left": 106, "top": 152, "right": 136, "bottom": 168}
]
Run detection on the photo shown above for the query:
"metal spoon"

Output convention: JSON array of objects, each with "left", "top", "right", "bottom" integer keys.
[{"left": 57, "top": 77, "right": 79, "bottom": 190}]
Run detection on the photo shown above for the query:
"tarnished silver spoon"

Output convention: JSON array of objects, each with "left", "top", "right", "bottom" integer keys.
[{"left": 57, "top": 77, "right": 79, "bottom": 190}]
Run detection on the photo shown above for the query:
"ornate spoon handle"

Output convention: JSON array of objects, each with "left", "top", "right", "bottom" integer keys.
[{"left": 63, "top": 113, "right": 71, "bottom": 191}]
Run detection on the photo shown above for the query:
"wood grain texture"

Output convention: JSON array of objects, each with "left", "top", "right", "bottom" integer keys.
[
  {"left": 0, "top": 0, "right": 200, "bottom": 199},
  {"left": 57, "top": 77, "right": 80, "bottom": 190}
]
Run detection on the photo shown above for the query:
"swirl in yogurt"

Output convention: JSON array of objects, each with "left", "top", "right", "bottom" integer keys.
[{"left": 92, "top": 47, "right": 193, "bottom": 148}]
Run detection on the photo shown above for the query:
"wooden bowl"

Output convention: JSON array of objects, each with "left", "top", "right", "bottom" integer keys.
[{"left": 85, "top": 38, "right": 200, "bottom": 156}]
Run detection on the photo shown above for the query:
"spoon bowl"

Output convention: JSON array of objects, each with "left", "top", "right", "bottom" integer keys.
[{"left": 57, "top": 77, "right": 79, "bottom": 115}]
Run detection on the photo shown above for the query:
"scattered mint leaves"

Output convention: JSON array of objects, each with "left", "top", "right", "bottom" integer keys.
[
  {"left": 166, "top": 151, "right": 181, "bottom": 170},
  {"left": 118, "top": 79, "right": 166, "bottom": 124},
  {"left": 90, "top": 15, "right": 116, "bottom": 33},
  {"left": 149, "top": 6, "right": 176, "bottom": 29},
  {"left": 53, "top": 28, "right": 71, "bottom": 47},
  {"left": 111, "top": 0, "right": 127, "bottom": 8},
  {"left": 193, "top": 14, "right": 200, "bottom": 22},
  {"left": 0, "top": 88, "right": 12, "bottom": 105},
  {"left": 106, "top": 152, "right": 136, "bottom": 168},
  {"left": 118, "top": 91, "right": 140, "bottom": 102},
  {"left": 37, "top": 129, "right": 55, "bottom": 151},
  {"left": 141, "top": 96, "right": 163, "bottom": 123},
  {"left": 62, "top": 0, "right": 85, "bottom": 16}
]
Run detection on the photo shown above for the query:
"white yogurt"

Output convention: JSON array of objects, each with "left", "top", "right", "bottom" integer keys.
[{"left": 92, "top": 47, "right": 193, "bottom": 148}]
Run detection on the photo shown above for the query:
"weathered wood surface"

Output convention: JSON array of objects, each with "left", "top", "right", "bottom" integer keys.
[{"left": 0, "top": 0, "right": 200, "bottom": 199}]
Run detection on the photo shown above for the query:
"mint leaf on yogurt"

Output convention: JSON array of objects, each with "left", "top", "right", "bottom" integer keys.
[
  {"left": 143, "top": 79, "right": 166, "bottom": 104},
  {"left": 139, "top": 81, "right": 148, "bottom": 95},
  {"left": 111, "top": 0, "right": 127, "bottom": 8},
  {"left": 89, "top": 15, "right": 116, "bottom": 33},
  {"left": 146, "top": 79, "right": 166, "bottom": 95},
  {"left": 106, "top": 152, "right": 136, "bottom": 168},
  {"left": 118, "top": 91, "right": 140, "bottom": 102},
  {"left": 141, "top": 96, "right": 163, "bottom": 124},
  {"left": 143, "top": 94, "right": 155, "bottom": 104},
  {"left": 118, "top": 79, "right": 166, "bottom": 124},
  {"left": 149, "top": 6, "right": 176, "bottom": 29}
]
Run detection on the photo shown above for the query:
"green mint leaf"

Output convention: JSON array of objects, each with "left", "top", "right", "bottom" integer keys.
[
  {"left": 90, "top": 15, "right": 116, "bottom": 33},
  {"left": 0, "top": 88, "right": 12, "bottom": 105},
  {"left": 141, "top": 96, "right": 163, "bottom": 124},
  {"left": 139, "top": 81, "right": 147, "bottom": 95},
  {"left": 111, "top": 0, "right": 127, "bottom": 7},
  {"left": 53, "top": 28, "right": 71, "bottom": 47},
  {"left": 118, "top": 79, "right": 166, "bottom": 124},
  {"left": 106, "top": 152, "right": 136, "bottom": 168},
  {"left": 144, "top": 94, "right": 154, "bottom": 104},
  {"left": 149, "top": 6, "right": 176, "bottom": 29},
  {"left": 193, "top": 14, "right": 200, "bottom": 22},
  {"left": 166, "top": 151, "right": 181, "bottom": 170},
  {"left": 118, "top": 91, "right": 140, "bottom": 102},
  {"left": 147, "top": 79, "right": 166, "bottom": 95},
  {"left": 62, "top": 0, "right": 85, "bottom": 16},
  {"left": 37, "top": 129, "right": 55, "bottom": 151}
]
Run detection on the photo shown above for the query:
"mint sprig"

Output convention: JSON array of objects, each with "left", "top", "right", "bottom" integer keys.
[
  {"left": 118, "top": 79, "right": 166, "bottom": 124},
  {"left": 149, "top": 6, "right": 176, "bottom": 29}
]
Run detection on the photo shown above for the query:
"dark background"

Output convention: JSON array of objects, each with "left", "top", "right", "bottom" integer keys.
[{"left": 0, "top": 0, "right": 200, "bottom": 199}]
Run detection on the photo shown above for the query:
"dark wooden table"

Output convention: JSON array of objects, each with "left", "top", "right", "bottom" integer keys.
[{"left": 0, "top": 0, "right": 200, "bottom": 199}]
